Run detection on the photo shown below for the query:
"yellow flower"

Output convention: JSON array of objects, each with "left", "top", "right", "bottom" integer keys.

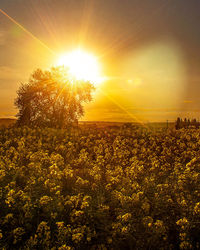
[
  {"left": 72, "top": 232, "right": 83, "bottom": 243},
  {"left": 143, "top": 216, "right": 153, "bottom": 227},
  {"left": 121, "top": 226, "right": 128, "bottom": 234},
  {"left": 39, "top": 196, "right": 52, "bottom": 206},
  {"left": 0, "top": 230, "right": 3, "bottom": 240},
  {"left": 58, "top": 245, "right": 72, "bottom": 250},
  {"left": 121, "top": 213, "right": 132, "bottom": 222},
  {"left": 194, "top": 202, "right": 200, "bottom": 214}
]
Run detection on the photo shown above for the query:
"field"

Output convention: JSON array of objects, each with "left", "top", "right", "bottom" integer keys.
[
  {"left": 0, "top": 118, "right": 16, "bottom": 128},
  {"left": 0, "top": 125, "right": 200, "bottom": 249}
]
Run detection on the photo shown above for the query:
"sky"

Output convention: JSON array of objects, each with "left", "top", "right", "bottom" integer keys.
[{"left": 0, "top": 0, "right": 200, "bottom": 122}]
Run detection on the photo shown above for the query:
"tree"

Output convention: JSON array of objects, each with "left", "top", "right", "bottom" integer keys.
[
  {"left": 15, "top": 67, "right": 94, "bottom": 128},
  {"left": 175, "top": 117, "right": 181, "bottom": 129}
]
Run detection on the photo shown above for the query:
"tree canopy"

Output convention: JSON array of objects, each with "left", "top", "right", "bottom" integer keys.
[{"left": 15, "top": 67, "right": 94, "bottom": 128}]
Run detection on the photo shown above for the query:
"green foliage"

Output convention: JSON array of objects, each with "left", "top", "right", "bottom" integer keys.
[
  {"left": 15, "top": 67, "right": 94, "bottom": 128},
  {"left": 0, "top": 126, "right": 200, "bottom": 249}
]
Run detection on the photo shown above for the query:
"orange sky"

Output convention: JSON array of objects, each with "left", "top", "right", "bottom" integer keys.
[{"left": 0, "top": 0, "right": 200, "bottom": 122}]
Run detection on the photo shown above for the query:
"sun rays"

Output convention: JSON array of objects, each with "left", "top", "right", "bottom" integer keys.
[{"left": 56, "top": 49, "right": 102, "bottom": 85}]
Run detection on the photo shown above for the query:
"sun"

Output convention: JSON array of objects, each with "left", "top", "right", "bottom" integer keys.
[{"left": 56, "top": 49, "right": 102, "bottom": 85}]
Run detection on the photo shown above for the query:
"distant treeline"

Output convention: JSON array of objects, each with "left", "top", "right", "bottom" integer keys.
[{"left": 175, "top": 117, "right": 200, "bottom": 129}]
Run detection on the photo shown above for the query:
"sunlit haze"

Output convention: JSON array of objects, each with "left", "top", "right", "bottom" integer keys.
[
  {"left": 57, "top": 49, "right": 102, "bottom": 85},
  {"left": 0, "top": 0, "right": 200, "bottom": 122}
]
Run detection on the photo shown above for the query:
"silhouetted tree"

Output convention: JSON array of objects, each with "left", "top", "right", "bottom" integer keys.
[
  {"left": 187, "top": 118, "right": 191, "bottom": 127},
  {"left": 175, "top": 117, "right": 200, "bottom": 129},
  {"left": 15, "top": 67, "right": 94, "bottom": 128},
  {"left": 184, "top": 118, "right": 187, "bottom": 127},
  {"left": 191, "top": 118, "right": 197, "bottom": 127},
  {"left": 175, "top": 117, "right": 181, "bottom": 129}
]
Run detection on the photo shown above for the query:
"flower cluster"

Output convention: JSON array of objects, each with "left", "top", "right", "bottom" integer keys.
[{"left": 0, "top": 126, "right": 199, "bottom": 249}]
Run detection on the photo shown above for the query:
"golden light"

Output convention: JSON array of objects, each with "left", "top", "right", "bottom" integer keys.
[{"left": 57, "top": 49, "right": 102, "bottom": 85}]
